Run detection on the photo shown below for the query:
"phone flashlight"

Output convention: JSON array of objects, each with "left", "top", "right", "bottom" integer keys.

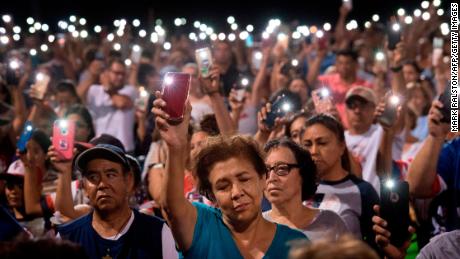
[
  {"left": 241, "top": 78, "right": 249, "bottom": 87},
  {"left": 133, "top": 45, "right": 141, "bottom": 52},
  {"left": 385, "top": 179, "right": 395, "bottom": 189},
  {"left": 320, "top": 88, "right": 330, "bottom": 98},
  {"left": 389, "top": 95, "right": 400, "bottom": 105},
  {"left": 9, "top": 59, "right": 20, "bottom": 70},
  {"left": 375, "top": 51, "right": 385, "bottom": 61},
  {"left": 26, "top": 125, "right": 33, "bottom": 132},
  {"left": 164, "top": 75, "right": 174, "bottom": 85},
  {"left": 392, "top": 23, "right": 401, "bottom": 32},
  {"left": 291, "top": 59, "right": 299, "bottom": 67},
  {"left": 282, "top": 102, "right": 292, "bottom": 112},
  {"left": 36, "top": 72, "right": 45, "bottom": 81},
  {"left": 58, "top": 120, "right": 68, "bottom": 129},
  {"left": 254, "top": 51, "right": 263, "bottom": 60},
  {"left": 140, "top": 87, "right": 148, "bottom": 97}
]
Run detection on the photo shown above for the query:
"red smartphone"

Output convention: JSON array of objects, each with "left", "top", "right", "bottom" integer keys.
[
  {"left": 52, "top": 120, "right": 75, "bottom": 160},
  {"left": 161, "top": 72, "right": 191, "bottom": 124}
]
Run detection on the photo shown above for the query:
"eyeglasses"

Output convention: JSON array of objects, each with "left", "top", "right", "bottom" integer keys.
[{"left": 266, "top": 163, "right": 300, "bottom": 176}]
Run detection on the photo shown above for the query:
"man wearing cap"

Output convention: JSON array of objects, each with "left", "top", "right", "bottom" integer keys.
[
  {"left": 344, "top": 86, "right": 405, "bottom": 194},
  {"left": 57, "top": 144, "right": 176, "bottom": 259}
]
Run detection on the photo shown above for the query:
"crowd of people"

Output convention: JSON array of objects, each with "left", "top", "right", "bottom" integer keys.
[{"left": 0, "top": 0, "right": 458, "bottom": 258}]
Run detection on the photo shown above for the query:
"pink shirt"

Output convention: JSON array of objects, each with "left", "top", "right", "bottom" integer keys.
[{"left": 318, "top": 73, "right": 374, "bottom": 128}]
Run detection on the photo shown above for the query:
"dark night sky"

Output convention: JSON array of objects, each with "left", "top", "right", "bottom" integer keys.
[{"left": 1, "top": 0, "right": 443, "bottom": 31}]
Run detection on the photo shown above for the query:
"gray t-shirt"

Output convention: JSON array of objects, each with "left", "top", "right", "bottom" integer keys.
[
  {"left": 262, "top": 209, "right": 349, "bottom": 241},
  {"left": 417, "top": 230, "right": 460, "bottom": 259}
]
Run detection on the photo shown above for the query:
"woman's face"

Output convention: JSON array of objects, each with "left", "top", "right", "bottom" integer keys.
[
  {"left": 289, "top": 116, "right": 307, "bottom": 145},
  {"left": 403, "top": 65, "right": 419, "bottom": 83},
  {"left": 409, "top": 88, "right": 428, "bottom": 114},
  {"left": 5, "top": 179, "right": 24, "bottom": 209},
  {"left": 301, "top": 124, "right": 344, "bottom": 176},
  {"left": 265, "top": 147, "right": 302, "bottom": 205},
  {"left": 190, "top": 131, "right": 208, "bottom": 160},
  {"left": 289, "top": 79, "right": 308, "bottom": 103},
  {"left": 26, "top": 139, "right": 46, "bottom": 168},
  {"left": 67, "top": 113, "right": 91, "bottom": 142},
  {"left": 208, "top": 157, "right": 265, "bottom": 225}
]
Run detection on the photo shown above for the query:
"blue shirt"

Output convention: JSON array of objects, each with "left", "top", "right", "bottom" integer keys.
[
  {"left": 182, "top": 202, "right": 307, "bottom": 259},
  {"left": 436, "top": 137, "right": 460, "bottom": 231},
  {"left": 57, "top": 210, "right": 165, "bottom": 259}
]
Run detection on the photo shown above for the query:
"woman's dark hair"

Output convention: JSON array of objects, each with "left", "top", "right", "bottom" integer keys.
[
  {"left": 197, "top": 114, "right": 220, "bottom": 136},
  {"left": 403, "top": 60, "right": 423, "bottom": 74},
  {"left": 194, "top": 135, "right": 267, "bottom": 202},
  {"left": 303, "top": 114, "right": 351, "bottom": 173},
  {"left": 55, "top": 80, "right": 80, "bottom": 103},
  {"left": 264, "top": 138, "right": 317, "bottom": 200},
  {"left": 407, "top": 80, "right": 433, "bottom": 116},
  {"left": 64, "top": 104, "right": 95, "bottom": 141}
]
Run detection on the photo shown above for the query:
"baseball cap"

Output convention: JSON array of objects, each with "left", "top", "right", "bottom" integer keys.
[
  {"left": 0, "top": 160, "right": 25, "bottom": 181},
  {"left": 345, "top": 86, "right": 377, "bottom": 106},
  {"left": 75, "top": 144, "right": 130, "bottom": 174}
]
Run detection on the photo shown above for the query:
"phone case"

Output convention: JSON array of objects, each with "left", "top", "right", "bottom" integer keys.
[
  {"left": 135, "top": 87, "right": 150, "bottom": 112},
  {"left": 378, "top": 94, "right": 399, "bottom": 127},
  {"left": 17, "top": 121, "right": 34, "bottom": 153},
  {"left": 312, "top": 88, "right": 333, "bottom": 114},
  {"left": 131, "top": 46, "right": 142, "bottom": 64},
  {"left": 32, "top": 73, "right": 51, "bottom": 100},
  {"left": 161, "top": 72, "right": 191, "bottom": 123},
  {"left": 195, "top": 48, "right": 212, "bottom": 77},
  {"left": 380, "top": 180, "right": 410, "bottom": 247},
  {"left": 264, "top": 95, "right": 292, "bottom": 129},
  {"left": 52, "top": 120, "right": 75, "bottom": 160},
  {"left": 439, "top": 86, "right": 452, "bottom": 123}
]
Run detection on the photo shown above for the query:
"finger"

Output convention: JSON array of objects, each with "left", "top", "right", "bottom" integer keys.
[
  {"left": 375, "top": 235, "right": 390, "bottom": 247},
  {"left": 372, "top": 215, "right": 387, "bottom": 227},
  {"left": 154, "top": 91, "right": 162, "bottom": 99},
  {"left": 373, "top": 224, "right": 391, "bottom": 238},
  {"left": 373, "top": 204, "right": 381, "bottom": 214},
  {"left": 152, "top": 107, "right": 170, "bottom": 119},
  {"left": 155, "top": 117, "right": 169, "bottom": 131}
]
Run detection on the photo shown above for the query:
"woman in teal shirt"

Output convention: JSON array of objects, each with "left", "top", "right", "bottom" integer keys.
[{"left": 152, "top": 70, "right": 306, "bottom": 259}]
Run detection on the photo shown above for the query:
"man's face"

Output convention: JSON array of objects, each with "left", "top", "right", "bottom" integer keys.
[
  {"left": 108, "top": 63, "right": 126, "bottom": 89},
  {"left": 345, "top": 97, "right": 376, "bottom": 132},
  {"left": 336, "top": 55, "right": 357, "bottom": 79},
  {"left": 83, "top": 159, "right": 133, "bottom": 213}
]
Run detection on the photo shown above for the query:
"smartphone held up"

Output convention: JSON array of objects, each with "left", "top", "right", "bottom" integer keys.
[
  {"left": 380, "top": 179, "right": 410, "bottom": 247},
  {"left": 52, "top": 120, "right": 75, "bottom": 160},
  {"left": 161, "top": 72, "right": 192, "bottom": 124},
  {"left": 17, "top": 121, "right": 34, "bottom": 153},
  {"left": 30, "top": 72, "right": 50, "bottom": 100},
  {"left": 378, "top": 93, "right": 401, "bottom": 127},
  {"left": 195, "top": 47, "right": 213, "bottom": 78}
]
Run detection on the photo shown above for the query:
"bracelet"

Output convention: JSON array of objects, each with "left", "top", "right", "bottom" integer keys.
[{"left": 390, "top": 65, "right": 403, "bottom": 72}]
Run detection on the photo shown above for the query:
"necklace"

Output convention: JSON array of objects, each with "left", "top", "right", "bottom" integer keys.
[{"left": 101, "top": 212, "right": 133, "bottom": 259}]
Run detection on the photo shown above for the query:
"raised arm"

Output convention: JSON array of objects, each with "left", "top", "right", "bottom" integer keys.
[
  {"left": 200, "top": 65, "right": 236, "bottom": 136},
  {"left": 407, "top": 100, "right": 449, "bottom": 198},
  {"left": 152, "top": 93, "right": 197, "bottom": 251}
]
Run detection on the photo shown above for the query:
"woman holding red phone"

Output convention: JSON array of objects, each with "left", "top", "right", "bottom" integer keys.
[{"left": 152, "top": 92, "right": 306, "bottom": 258}]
